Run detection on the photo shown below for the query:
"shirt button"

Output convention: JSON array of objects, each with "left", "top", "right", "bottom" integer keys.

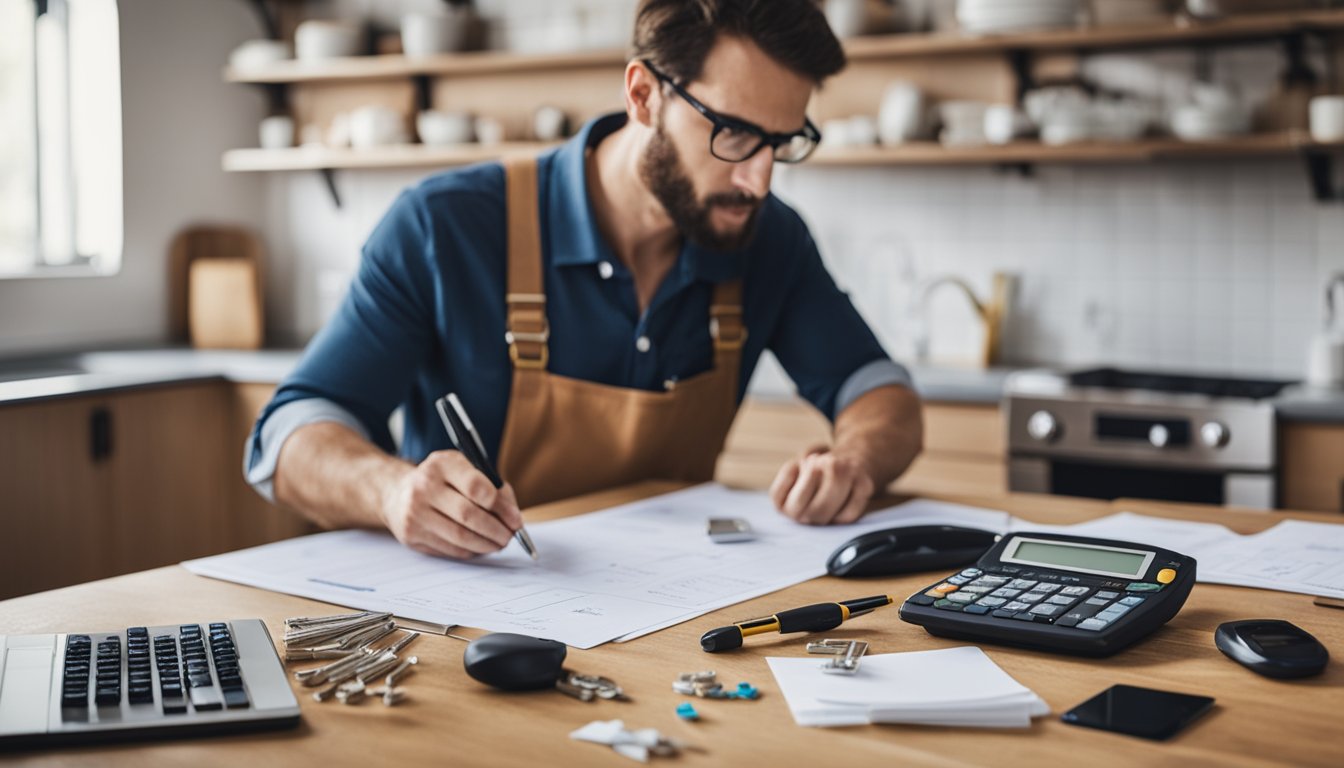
[
  {"left": 635, "top": 336, "right": 651, "bottom": 353},
  {"left": 598, "top": 261, "right": 614, "bottom": 280}
]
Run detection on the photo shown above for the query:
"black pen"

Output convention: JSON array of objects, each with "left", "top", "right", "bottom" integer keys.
[
  {"left": 700, "top": 595, "right": 893, "bottom": 652},
  {"left": 434, "top": 393, "right": 538, "bottom": 560}
]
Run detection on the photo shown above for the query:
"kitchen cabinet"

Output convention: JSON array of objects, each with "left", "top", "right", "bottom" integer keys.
[
  {"left": 716, "top": 396, "right": 1007, "bottom": 497},
  {"left": 1280, "top": 421, "right": 1344, "bottom": 513},
  {"left": 0, "top": 382, "right": 314, "bottom": 600}
]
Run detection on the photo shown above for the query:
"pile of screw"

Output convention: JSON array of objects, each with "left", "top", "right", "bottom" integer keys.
[
  {"left": 671, "top": 671, "right": 759, "bottom": 700},
  {"left": 283, "top": 611, "right": 421, "bottom": 706}
]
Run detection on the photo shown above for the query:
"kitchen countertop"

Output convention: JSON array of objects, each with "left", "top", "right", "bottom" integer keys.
[{"left": 2, "top": 348, "right": 1343, "bottom": 423}]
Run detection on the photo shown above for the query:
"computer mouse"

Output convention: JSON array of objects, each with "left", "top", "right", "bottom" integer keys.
[
  {"left": 463, "top": 632, "right": 567, "bottom": 691},
  {"left": 826, "top": 525, "right": 999, "bottom": 577},
  {"left": 1215, "top": 620, "right": 1329, "bottom": 679}
]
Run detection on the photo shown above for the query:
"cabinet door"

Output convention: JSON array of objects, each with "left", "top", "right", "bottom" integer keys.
[
  {"left": 106, "top": 383, "right": 231, "bottom": 574},
  {"left": 1280, "top": 422, "right": 1344, "bottom": 513},
  {"left": 0, "top": 397, "right": 114, "bottom": 599},
  {"left": 226, "top": 382, "right": 316, "bottom": 549}
]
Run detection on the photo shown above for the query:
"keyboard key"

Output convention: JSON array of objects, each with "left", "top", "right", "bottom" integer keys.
[
  {"left": 958, "top": 585, "right": 992, "bottom": 594},
  {"left": 1084, "top": 597, "right": 1110, "bottom": 607},
  {"left": 947, "top": 575, "right": 971, "bottom": 586},
  {"left": 95, "top": 687, "right": 121, "bottom": 705},
  {"left": 975, "top": 576, "right": 1010, "bottom": 587},
  {"left": 223, "top": 689, "right": 250, "bottom": 709},
  {"left": 190, "top": 687, "right": 223, "bottom": 711},
  {"left": 1055, "top": 615, "right": 1081, "bottom": 628},
  {"left": 1125, "top": 582, "right": 1163, "bottom": 593},
  {"left": 162, "top": 695, "right": 187, "bottom": 715},
  {"left": 959, "top": 568, "right": 982, "bottom": 578}
]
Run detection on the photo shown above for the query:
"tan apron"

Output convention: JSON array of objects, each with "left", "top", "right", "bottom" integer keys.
[{"left": 495, "top": 157, "right": 744, "bottom": 509}]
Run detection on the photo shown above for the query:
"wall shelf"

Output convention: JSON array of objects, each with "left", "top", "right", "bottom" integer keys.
[
  {"left": 224, "top": 10, "right": 1344, "bottom": 86},
  {"left": 222, "top": 142, "right": 559, "bottom": 172}
]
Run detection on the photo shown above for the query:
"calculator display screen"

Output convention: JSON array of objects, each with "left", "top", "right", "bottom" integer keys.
[{"left": 1003, "top": 538, "right": 1154, "bottom": 578}]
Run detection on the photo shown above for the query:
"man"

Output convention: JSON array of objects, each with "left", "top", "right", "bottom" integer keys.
[{"left": 246, "top": 0, "right": 924, "bottom": 560}]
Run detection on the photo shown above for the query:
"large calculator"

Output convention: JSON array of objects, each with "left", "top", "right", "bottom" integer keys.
[{"left": 899, "top": 532, "right": 1196, "bottom": 656}]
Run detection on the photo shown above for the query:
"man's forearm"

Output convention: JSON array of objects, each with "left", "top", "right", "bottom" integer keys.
[
  {"left": 273, "top": 421, "right": 413, "bottom": 530},
  {"left": 830, "top": 384, "right": 924, "bottom": 490}
]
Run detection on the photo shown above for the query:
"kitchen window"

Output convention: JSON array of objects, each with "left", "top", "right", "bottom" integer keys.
[{"left": 0, "top": 0, "right": 122, "bottom": 278}]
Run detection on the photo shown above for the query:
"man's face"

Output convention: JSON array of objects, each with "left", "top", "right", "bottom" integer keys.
[{"left": 639, "top": 36, "right": 813, "bottom": 251}]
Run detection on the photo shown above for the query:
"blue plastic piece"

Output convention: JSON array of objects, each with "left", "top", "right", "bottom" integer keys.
[
  {"left": 676, "top": 701, "right": 700, "bottom": 720},
  {"left": 729, "top": 682, "right": 759, "bottom": 700}
]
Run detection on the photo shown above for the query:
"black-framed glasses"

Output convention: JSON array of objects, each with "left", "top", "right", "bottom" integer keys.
[{"left": 643, "top": 60, "right": 822, "bottom": 164}]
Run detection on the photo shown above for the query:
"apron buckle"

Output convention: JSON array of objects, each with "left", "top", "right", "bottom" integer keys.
[{"left": 709, "top": 317, "right": 747, "bottom": 351}]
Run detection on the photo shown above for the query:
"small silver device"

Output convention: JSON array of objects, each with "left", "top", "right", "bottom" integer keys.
[{"left": 707, "top": 518, "right": 755, "bottom": 543}]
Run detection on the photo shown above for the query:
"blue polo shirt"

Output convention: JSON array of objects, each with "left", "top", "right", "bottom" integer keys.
[{"left": 245, "top": 113, "right": 912, "bottom": 499}]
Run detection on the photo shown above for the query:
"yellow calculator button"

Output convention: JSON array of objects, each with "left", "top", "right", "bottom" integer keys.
[{"left": 1156, "top": 568, "right": 1176, "bottom": 584}]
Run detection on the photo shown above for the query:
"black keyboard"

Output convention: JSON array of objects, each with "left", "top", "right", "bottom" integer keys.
[{"left": 1, "top": 619, "right": 300, "bottom": 750}]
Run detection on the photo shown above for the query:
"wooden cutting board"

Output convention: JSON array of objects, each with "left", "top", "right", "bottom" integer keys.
[{"left": 168, "top": 225, "right": 266, "bottom": 349}]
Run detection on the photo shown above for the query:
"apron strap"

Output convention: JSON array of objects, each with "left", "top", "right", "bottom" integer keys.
[
  {"left": 504, "top": 157, "right": 548, "bottom": 370},
  {"left": 710, "top": 280, "right": 746, "bottom": 354}
]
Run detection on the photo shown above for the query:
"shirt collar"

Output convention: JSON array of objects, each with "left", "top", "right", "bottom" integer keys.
[{"left": 542, "top": 112, "right": 746, "bottom": 284}]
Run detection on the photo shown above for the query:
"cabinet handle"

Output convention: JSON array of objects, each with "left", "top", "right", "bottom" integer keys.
[{"left": 90, "top": 407, "right": 112, "bottom": 463}]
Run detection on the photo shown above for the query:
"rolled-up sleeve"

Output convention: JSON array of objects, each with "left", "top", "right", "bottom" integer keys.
[
  {"left": 767, "top": 228, "right": 907, "bottom": 421},
  {"left": 244, "top": 189, "right": 438, "bottom": 497}
]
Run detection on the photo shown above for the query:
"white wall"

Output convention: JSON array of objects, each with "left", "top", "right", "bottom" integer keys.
[{"left": 0, "top": 0, "right": 268, "bottom": 356}]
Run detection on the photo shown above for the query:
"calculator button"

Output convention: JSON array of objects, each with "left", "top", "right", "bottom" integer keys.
[
  {"left": 959, "top": 585, "right": 993, "bottom": 594},
  {"left": 947, "top": 575, "right": 972, "bottom": 586},
  {"left": 1095, "top": 591, "right": 1119, "bottom": 599},
  {"left": 1125, "top": 582, "right": 1163, "bottom": 592},
  {"left": 989, "top": 588, "right": 1021, "bottom": 599},
  {"left": 934, "top": 599, "right": 963, "bottom": 612},
  {"left": 1032, "top": 582, "right": 1062, "bottom": 593},
  {"left": 946, "top": 592, "right": 978, "bottom": 604},
  {"left": 991, "top": 609, "right": 1018, "bottom": 619},
  {"left": 1118, "top": 596, "right": 1146, "bottom": 607},
  {"left": 976, "top": 596, "right": 1007, "bottom": 608},
  {"left": 977, "top": 576, "right": 1011, "bottom": 587},
  {"left": 1011, "top": 612, "right": 1037, "bottom": 622},
  {"left": 962, "top": 605, "right": 991, "bottom": 615},
  {"left": 1096, "top": 605, "right": 1131, "bottom": 621},
  {"left": 1084, "top": 597, "right": 1110, "bottom": 607},
  {"left": 931, "top": 582, "right": 959, "bottom": 594},
  {"left": 1029, "top": 604, "right": 1063, "bottom": 617},
  {"left": 1077, "top": 618, "right": 1110, "bottom": 631},
  {"left": 1060, "top": 586, "right": 1090, "bottom": 596},
  {"left": 1017, "top": 592, "right": 1045, "bottom": 604},
  {"left": 1156, "top": 568, "right": 1176, "bottom": 584},
  {"left": 1055, "top": 615, "right": 1081, "bottom": 628},
  {"left": 1008, "top": 579, "right": 1038, "bottom": 590},
  {"left": 1045, "top": 595, "right": 1075, "bottom": 606},
  {"left": 907, "top": 594, "right": 936, "bottom": 606},
  {"left": 960, "top": 568, "right": 983, "bottom": 578},
  {"left": 1003, "top": 601, "right": 1031, "bottom": 612}
]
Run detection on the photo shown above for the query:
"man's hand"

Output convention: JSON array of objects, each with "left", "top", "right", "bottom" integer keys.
[
  {"left": 379, "top": 451, "right": 524, "bottom": 559},
  {"left": 769, "top": 446, "right": 876, "bottom": 525}
]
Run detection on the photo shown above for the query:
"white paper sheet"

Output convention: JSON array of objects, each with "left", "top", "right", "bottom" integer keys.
[
  {"left": 766, "top": 647, "right": 1049, "bottom": 728},
  {"left": 1198, "top": 519, "right": 1344, "bottom": 599},
  {"left": 183, "top": 484, "right": 1012, "bottom": 649}
]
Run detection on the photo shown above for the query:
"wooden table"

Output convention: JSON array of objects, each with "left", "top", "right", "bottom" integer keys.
[{"left": 2, "top": 483, "right": 1341, "bottom": 767}]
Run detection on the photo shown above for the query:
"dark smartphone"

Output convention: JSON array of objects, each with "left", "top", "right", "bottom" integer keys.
[{"left": 1061, "top": 684, "right": 1215, "bottom": 741}]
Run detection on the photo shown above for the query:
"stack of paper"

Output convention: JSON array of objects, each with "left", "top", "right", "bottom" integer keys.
[{"left": 766, "top": 647, "right": 1049, "bottom": 728}]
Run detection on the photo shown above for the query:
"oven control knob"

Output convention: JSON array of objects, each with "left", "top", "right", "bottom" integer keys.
[
  {"left": 1148, "top": 424, "right": 1170, "bottom": 448},
  {"left": 1026, "top": 411, "right": 1060, "bottom": 442},
  {"left": 1200, "top": 421, "right": 1230, "bottom": 449}
]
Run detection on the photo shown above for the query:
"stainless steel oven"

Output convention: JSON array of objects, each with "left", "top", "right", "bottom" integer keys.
[{"left": 1006, "top": 368, "right": 1294, "bottom": 509}]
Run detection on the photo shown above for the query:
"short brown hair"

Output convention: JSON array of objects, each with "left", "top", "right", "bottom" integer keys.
[{"left": 632, "top": 0, "right": 846, "bottom": 86}]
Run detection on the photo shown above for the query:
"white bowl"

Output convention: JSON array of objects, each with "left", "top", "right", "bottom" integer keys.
[
  {"left": 229, "top": 39, "right": 291, "bottom": 71},
  {"left": 295, "top": 20, "right": 363, "bottom": 61},
  {"left": 416, "top": 110, "right": 474, "bottom": 146},
  {"left": 401, "top": 11, "right": 471, "bottom": 57},
  {"left": 349, "top": 106, "right": 408, "bottom": 148}
]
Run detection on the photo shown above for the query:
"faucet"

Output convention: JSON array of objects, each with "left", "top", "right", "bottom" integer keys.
[{"left": 911, "top": 272, "right": 1014, "bottom": 368}]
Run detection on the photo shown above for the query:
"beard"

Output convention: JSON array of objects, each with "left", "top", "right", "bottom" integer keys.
[{"left": 638, "top": 122, "right": 762, "bottom": 252}]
